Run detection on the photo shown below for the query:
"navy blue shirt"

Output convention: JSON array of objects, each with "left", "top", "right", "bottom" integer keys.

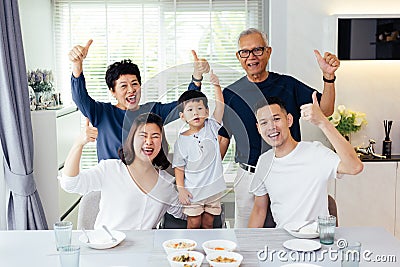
[
  {"left": 71, "top": 74, "right": 199, "bottom": 161},
  {"left": 219, "top": 72, "right": 321, "bottom": 166}
]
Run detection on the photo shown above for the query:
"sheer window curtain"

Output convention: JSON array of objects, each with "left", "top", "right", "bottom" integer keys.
[{"left": 53, "top": 0, "right": 264, "bottom": 174}]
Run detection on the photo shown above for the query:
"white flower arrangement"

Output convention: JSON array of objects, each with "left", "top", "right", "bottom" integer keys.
[
  {"left": 27, "top": 69, "right": 54, "bottom": 93},
  {"left": 328, "top": 105, "right": 367, "bottom": 136}
]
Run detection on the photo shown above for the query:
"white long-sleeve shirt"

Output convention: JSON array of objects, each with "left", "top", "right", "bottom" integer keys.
[{"left": 59, "top": 159, "right": 183, "bottom": 230}]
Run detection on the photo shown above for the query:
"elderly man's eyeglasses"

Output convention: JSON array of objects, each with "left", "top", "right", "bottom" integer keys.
[{"left": 238, "top": 46, "right": 268, "bottom": 58}]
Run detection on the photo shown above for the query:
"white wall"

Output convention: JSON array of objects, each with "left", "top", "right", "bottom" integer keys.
[
  {"left": 269, "top": 0, "right": 400, "bottom": 155},
  {"left": 19, "top": 0, "right": 54, "bottom": 70}
]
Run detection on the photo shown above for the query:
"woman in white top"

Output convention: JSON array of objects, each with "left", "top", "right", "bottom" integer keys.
[{"left": 60, "top": 113, "right": 183, "bottom": 230}]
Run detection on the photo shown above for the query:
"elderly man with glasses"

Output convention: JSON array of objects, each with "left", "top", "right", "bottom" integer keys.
[{"left": 218, "top": 28, "right": 340, "bottom": 228}]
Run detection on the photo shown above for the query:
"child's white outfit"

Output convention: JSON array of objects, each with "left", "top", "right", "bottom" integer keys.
[{"left": 173, "top": 117, "right": 226, "bottom": 216}]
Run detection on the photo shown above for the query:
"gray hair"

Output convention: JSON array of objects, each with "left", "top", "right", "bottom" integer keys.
[{"left": 237, "top": 28, "right": 269, "bottom": 49}]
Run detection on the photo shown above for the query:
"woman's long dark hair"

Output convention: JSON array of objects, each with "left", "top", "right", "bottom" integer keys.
[{"left": 118, "top": 113, "right": 170, "bottom": 170}]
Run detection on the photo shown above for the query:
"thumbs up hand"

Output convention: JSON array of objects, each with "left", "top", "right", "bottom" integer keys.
[
  {"left": 300, "top": 92, "right": 326, "bottom": 126},
  {"left": 79, "top": 117, "right": 98, "bottom": 146},
  {"left": 69, "top": 39, "right": 93, "bottom": 63},
  {"left": 192, "top": 50, "right": 210, "bottom": 81},
  {"left": 69, "top": 39, "right": 93, "bottom": 77}
]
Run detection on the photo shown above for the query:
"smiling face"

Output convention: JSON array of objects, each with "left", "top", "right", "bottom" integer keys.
[
  {"left": 133, "top": 123, "right": 162, "bottom": 162},
  {"left": 111, "top": 74, "right": 141, "bottom": 110},
  {"left": 236, "top": 32, "right": 271, "bottom": 82},
  {"left": 180, "top": 99, "right": 209, "bottom": 130},
  {"left": 256, "top": 104, "right": 293, "bottom": 148}
]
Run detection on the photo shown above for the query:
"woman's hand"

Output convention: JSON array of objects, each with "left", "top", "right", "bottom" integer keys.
[
  {"left": 68, "top": 39, "right": 93, "bottom": 77},
  {"left": 77, "top": 118, "right": 98, "bottom": 147}
]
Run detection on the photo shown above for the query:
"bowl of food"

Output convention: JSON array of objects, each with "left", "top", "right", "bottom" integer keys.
[
  {"left": 162, "top": 239, "right": 197, "bottom": 255},
  {"left": 202, "top": 240, "right": 237, "bottom": 255},
  {"left": 167, "top": 250, "right": 204, "bottom": 267},
  {"left": 206, "top": 251, "right": 243, "bottom": 267}
]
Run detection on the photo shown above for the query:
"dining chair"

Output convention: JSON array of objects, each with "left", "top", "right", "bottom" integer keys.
[
  {"left": 77, "top": 191, "right": 101, "bottom": 230},
  {"left": 328, "top": 194, "right": 338, "bottom": 226}
]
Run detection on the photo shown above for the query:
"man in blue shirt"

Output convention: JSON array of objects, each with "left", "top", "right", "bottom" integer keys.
[
  {"left": 218, "top": 28, "right": 340, "bottom": 228},
  {"left": 69, "top": 40, "right": 209, "bottom": 161}
]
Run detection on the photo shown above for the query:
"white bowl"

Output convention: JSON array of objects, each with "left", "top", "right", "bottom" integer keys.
[
  {"left": 167, "top": 250, "right": 204, "bottom": 267},
  {"left": 202, "top": 239, "right": 237, "bottom": 255},
  {"left": 284, "top": 221, "right": 319, "bottom": 239},
  {"left": 162, "top": 239, "right": 197, "bottom": 255},
  {"left": 78, "top": 229, "right": 126, "bottom": 250},
  {"left": 206, "top": 251, "right": 243, "bottom": 267}
]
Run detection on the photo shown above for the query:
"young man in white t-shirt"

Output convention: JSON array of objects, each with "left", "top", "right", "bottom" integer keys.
[
  {"left": 173, "top": 71, "right": 226, "bottom": 229},
  {"left": 248, "top": 92, "right": 363, "bottom": 228}
]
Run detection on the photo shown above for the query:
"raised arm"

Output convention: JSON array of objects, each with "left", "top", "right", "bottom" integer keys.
[
  {"left": 68, "top": 39, "right": 93, "bottom": 78},
  {"left": 300, "top": 92, "right": 363, "bottom": 175},
  {"left": 209, "top": 70, "right": 224, "bottom": 124},
  {"left": 63, "top": 118, "right": 98, "bottom": 177},
  {"left": 314, "top": 50, "right": 340, "bottom": 117}
]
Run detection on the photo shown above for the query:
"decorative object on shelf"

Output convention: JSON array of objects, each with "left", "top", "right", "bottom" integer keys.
[
  {"left": 328, "top": 105, "right": 367, "bottom": 141},
  {"left": 383, "top": 120, "right": 393, "bottom": 158},
  {"left": 28, "top": 86, "right": 36, "bottom": 111},
  {"left": 27, "top": 69, "right": 56, "bottom": 110}
]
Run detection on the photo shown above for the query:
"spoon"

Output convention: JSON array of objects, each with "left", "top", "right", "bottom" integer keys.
[
  {"left": 291, "top": 220, "right": 315, "bottom": 232},
  {"left": 81, "top": 227, "right": 91, "bottom": 243},
  {"left": 102, "top": 225, "right": 117, "bottom": 242}
]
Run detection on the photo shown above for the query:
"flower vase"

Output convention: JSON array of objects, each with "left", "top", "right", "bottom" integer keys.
[{"left": 35, "top": 91, "right": 52, "bottom": 109}]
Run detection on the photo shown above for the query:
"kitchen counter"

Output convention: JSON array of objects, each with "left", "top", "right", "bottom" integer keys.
[{"left": 359, "top": 154, "right": 400, "bottom": 162}]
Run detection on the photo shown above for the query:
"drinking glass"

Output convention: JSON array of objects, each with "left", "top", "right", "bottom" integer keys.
[
  {"left": 59, "top": 245, "right": 80, "bottom": 267},
  {"left": 341, "top": 241, "right": 361, "bottom": 267},
  {"left": 54, "top": 221, "right": 73, "bottom": 250},
  {"left": 318, "top": 215, "right": 336, "bottom": 245}
]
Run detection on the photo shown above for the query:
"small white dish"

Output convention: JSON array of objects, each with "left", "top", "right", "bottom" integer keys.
[
  {"left": 202, "top": 239, "right": 237, "bottom": 255},
  {"left": 167, "top": 250, "right": 204, "bottom": 267},
  {"left": 78, "top": 229, "right": 125, "bottom": 249},
  {"left": 284, "top": 221, "right": 319, "bottom": 239},
  {"left": 206, "top": 251, "right": 243, "bottom": 267},
  {"left": 281, "top": 264, "right": 322, "bottom": 267},
  {"left": 162, "top": 239, "right": 197, "bottom": 255},
  {"left": 283, "top": 239, "right": 321, "bottom": 252}
]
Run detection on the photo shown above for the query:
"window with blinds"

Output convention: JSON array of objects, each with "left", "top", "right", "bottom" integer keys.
[{"left": 53, "top": 0, "right": 264, "bottom": 174}]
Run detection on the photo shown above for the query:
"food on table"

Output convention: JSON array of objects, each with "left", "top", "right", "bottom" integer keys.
[
  {"left": 211, "top": 256, "right": 237, "bottom": 263},
  {"left": 167, "top": 241, "right": 195, "bottom": 249},
  {"left": 213, "top": 247, "right": 225, "bottom": 250},
  {"left": 172, "top": 253, "right": 196, "bottom": 262}
]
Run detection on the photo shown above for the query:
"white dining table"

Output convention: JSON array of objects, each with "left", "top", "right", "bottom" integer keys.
[{"left": 1, "top": 227, "right": 399, "bottom": 267}]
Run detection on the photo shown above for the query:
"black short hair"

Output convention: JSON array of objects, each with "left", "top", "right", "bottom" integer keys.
[
  {"left": 118, "top": 113, "right": 170, "bottom": 170},
  {"left": 105, "top": 59, "right": 141, "bottom": 92},
  {"left": 177, "top": 90, "right": 208, "bottom": 113},
  {"left": 254, "top": 96, "right": 288, "bottom": 115}
]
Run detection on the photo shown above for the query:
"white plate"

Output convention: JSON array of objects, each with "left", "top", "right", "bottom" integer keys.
[
  {"left": 79, "top": 229, "right": 126, "bottom": 249},
  {"left": 283, "top": 239, "right": 321, "bottom": 252},
  {"left": 284, "top": 221, "right": 319, "bottom": 239},
  {"left": 281, "top": 264, "right": 322, "bottom": 267}
]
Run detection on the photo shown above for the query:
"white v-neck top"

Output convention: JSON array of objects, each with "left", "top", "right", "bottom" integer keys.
[{"left": 59, "top": 159, "right": 183, "bottom": 230}]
